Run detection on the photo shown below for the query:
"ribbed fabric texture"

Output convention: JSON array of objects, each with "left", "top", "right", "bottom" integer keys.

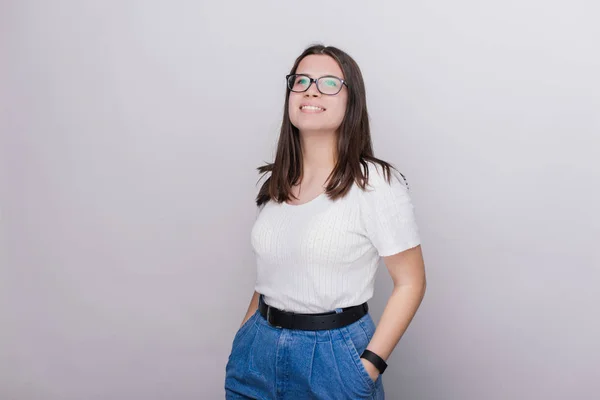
[{"left": 252, "top": 162, "right": 421, "bottom": 313}]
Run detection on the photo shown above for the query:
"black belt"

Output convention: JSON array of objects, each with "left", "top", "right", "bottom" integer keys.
[{"left": 258, "top": 294, "right": 368, "bottom": 331}]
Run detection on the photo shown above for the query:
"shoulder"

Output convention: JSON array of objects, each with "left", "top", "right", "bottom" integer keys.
[
  {"left": 361, "top": 160, "right": 410, "bottom": 193},
  {"left": 255, "top": 168, "right": 272, "bottom": 208},
  {"left": 355, "top": 160, "right": 421, "bottom": 255}
]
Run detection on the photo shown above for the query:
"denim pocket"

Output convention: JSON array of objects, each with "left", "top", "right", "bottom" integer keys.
[
  {"left": 359, "top": 313, "right": 376, "bottom": 339},
  {"left": 232, "top": 310, "right": 258, "bottom": 348},
  {"left": 248, "top": 323, "right": 264, "bottom": 375},
  {"left": 341, "top": 318, "right": 377, "bottom": 393},
  {"left": 226, "top": 311, "right": 259, "bottom": 382}
]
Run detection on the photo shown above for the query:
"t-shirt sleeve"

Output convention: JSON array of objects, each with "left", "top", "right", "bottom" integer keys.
[{"left": 359, "top": 163, "right": 421, "bottom": 257}]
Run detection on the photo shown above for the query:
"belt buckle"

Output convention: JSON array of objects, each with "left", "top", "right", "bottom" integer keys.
[{"left": 266, "top": 306, "right": 282, "bottom": 329}]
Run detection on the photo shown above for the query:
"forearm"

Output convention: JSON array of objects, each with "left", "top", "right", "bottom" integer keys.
[{"left": 366, "top": 281, "right": 426, "bottom": 360}]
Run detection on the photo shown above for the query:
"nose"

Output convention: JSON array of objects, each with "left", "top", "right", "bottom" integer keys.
[{"left": 304, "top": 80, "right": 321, "bottom": 97}]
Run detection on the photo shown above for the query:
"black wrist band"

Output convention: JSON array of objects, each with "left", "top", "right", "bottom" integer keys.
[{"left": 360, "top": 349, "right": 388, "bottom": 374}]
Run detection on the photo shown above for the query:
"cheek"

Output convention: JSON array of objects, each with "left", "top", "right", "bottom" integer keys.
[
  {"left": 288, "top": 94, "right": 301, "bottom": 117},
  {"left": 330, "top": 98, "right": 347, "bottom": 123}
]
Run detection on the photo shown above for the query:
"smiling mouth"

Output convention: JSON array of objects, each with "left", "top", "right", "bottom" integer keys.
[{"left": 300, "top": 105, "right": 326, "bottom": 112}]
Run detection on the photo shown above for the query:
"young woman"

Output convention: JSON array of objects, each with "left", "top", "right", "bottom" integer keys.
[{"left": 224, "top": 44, "right": 427, "bottom": 400}]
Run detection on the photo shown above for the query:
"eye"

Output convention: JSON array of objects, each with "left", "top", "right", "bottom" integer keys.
[
  {"left": 297, "top": 77, "right": 308, "bottom": 84},
  {"left": 323, "top": 78, "right": 338, "bottom": 87}
]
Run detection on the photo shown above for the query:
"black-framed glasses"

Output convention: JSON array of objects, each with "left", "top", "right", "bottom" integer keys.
[{"left": 286, "top": 74, "right": 348, "bottom": 95}]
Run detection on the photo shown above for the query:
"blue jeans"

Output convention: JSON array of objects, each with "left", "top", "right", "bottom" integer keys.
[{"left": 225, "top": 308, "right": 385, "bottom": 399}]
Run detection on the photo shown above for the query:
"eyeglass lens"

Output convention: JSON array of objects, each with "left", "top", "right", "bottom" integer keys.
[{"left": 287, "top": 75, "right": 343, "bottom": 95}]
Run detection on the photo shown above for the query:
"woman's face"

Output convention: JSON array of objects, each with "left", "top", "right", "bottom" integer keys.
[{"left": 288, "top": 55, "right": 348, "bottom": 134}]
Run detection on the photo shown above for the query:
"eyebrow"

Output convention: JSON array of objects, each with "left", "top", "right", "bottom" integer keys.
[{"left": 295, "top": 72, "right": 344, "bottom": 79}]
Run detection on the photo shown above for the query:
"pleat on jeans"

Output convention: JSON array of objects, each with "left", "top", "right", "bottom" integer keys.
[{"left": 307, "top": 332, "right": 318, "bottom": 389}]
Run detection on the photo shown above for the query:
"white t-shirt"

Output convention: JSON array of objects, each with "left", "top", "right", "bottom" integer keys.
[{"left": 252, "top": 162, "right": 421, "bottom": 313}]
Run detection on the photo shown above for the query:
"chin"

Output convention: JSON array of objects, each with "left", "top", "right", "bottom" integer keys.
[
  {"left": 294, "top": 123, "right": 335, "bottom": 133},
  {"left": 291, "top": 118, "right": 339, "bottom": 133}
]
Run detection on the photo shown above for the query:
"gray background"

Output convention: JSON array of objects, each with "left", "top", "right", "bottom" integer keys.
[{"left": 1, "top": 1, "right": 599, "bottom": 399}]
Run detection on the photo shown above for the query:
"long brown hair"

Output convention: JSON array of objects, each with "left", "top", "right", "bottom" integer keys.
[{"left": 256, "top": 44, "right": 404, "bottom": 207}]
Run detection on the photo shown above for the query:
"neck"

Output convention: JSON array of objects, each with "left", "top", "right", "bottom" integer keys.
[{"left": 299, "top": 130, "right": 337, "bottom": 181}]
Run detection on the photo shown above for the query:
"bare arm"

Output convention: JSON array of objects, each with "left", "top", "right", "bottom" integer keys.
[
  {"left": 240, "top": 291, "right": 260, "bottom": 328},
  {"left": 362, "top": 245, "right": 427, "bottom": 379}
]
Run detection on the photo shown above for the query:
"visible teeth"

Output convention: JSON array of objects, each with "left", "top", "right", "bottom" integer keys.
[{"left": 301, "top": 105, "right": 324, "bottom": 111}]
